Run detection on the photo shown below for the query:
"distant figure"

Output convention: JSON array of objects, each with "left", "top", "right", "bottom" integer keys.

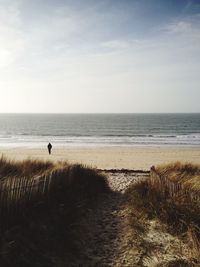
[{"left": 47, "top": 143, "right": 52, "bottom": 155}]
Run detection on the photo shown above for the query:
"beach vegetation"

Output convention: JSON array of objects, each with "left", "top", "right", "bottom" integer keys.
[
  {"left": 126, "top": 162, "right": 200, "bottom": 265},
  {"left": 0, "top": 157, "right": 109, "bottom": 266}
]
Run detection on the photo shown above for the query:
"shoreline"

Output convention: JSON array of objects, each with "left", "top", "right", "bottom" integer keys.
[{"left": 0, "top": 146, "right": 200, "bottom": 171}]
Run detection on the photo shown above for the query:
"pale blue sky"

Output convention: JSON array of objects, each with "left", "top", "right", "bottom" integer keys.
[{"left": 0, "top": 0, "right": 199, "bottom": 113}]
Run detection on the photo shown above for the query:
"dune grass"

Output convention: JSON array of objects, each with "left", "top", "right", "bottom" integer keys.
[
  {"left": 126, "top": 162, "right": 200, "bottom": 265},
  {"left": 156, "top": 162, "right": 200, "bottom": 192},
  {"left": 0, "top": 157, "right": 109, "bottom": 266},
  {"left": 0, "top": 156, "right": 54, "bottom": 178}
]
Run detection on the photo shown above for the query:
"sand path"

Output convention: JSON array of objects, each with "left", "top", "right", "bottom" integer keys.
[
  {"left": 78, "top": 171, "right": 144, "bottom": 266},
  {"left": 76, "top": 171, "right": 193, "bottom": 267}
]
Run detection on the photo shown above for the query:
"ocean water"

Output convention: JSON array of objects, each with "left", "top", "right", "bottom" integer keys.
[{"left": 0, "top": 113, "right": 200, "bottom": 148}]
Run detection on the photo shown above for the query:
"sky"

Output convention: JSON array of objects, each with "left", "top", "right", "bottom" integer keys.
[{"left": 0, "top": 0, "right": 200, "bottom": 113}]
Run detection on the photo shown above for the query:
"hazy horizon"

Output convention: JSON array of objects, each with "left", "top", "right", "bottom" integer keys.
[
  {"left": 0, "top": 0, "right": 200, "bottom": 113},
  {"left": 0, "top": 112, "right": 200, "bottom": 114}
]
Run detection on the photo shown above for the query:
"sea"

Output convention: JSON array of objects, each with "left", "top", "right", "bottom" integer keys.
[{"left": 0, "top": 113, "right": 200, "bottom": 148}]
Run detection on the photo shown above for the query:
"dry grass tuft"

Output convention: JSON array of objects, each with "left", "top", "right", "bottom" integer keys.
[
  {"left": 0, "top": 157, "right": 109, "bottom": 266},
  {"left": 126, "top": 162, "right": 200, "bottom": 264},
  {"left": 0, "top": 155, "right": 54, "bottom": 178},
  {"left": 164, "top": 258, "right": 196, "bottom": 267},
  {"left": 156, "top": 161, "right": 200, "bottom": 192}
]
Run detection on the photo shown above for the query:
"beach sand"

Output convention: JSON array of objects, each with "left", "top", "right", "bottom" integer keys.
[{"left": 0, "top": 146, "right": 200, "bottom": 170}]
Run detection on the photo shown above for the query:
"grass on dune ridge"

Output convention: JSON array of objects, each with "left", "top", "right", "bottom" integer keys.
[
  {"left": 156, "top": 161, "right": 200, "bottom": 192},
  {"left": 0, "top": 156, "right": 54, "bottom": 177},
  {"left": 0, "top": 156, "right": 109, "bottom": 267},
  {"left": 126, "top": 161, "right": 200, "bottom": 266}
]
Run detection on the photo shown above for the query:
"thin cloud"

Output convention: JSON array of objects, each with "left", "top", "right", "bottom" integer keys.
[
  {"left": 101, "top": 40, "right": 131, "bottom": 50},
  {"left": 0, "top": 0, "right": 199, "bottom": 112},
  {"left": 162, "top": 14, "right": 200, "bottom": 34},
  {"left": 0, "top": 1, "right": 25, "bottom": 67}
]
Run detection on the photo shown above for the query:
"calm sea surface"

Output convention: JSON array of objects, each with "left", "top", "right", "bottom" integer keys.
[{"left": 0, "top": 114, "right": 200, "bottom": 147}]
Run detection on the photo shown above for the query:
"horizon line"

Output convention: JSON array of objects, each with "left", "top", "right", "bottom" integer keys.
[{"left": 0, "top": 112, "right": 199, "bottom": 115}]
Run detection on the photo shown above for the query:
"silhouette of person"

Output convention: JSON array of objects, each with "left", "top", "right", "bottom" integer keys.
[{"left": 47, "top": 143, "right": 52, "bottom": 155}]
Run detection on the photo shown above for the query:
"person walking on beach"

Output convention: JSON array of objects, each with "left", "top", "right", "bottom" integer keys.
[{"left": 47, "top": 143, "right": 52, "bottom": 155}]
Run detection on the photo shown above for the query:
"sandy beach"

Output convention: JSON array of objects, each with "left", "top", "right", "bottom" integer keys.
[{"left": 1, "top": 146, "right": 200, "bottom": 170}]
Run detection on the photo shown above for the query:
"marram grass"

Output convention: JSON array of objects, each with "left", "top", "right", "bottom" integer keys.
[
  {"left": 0, "top": 157, "right": 109, "bottom": 266},
  {"left": 126, "top": 162, "right": 200, "bottom": 264}
]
